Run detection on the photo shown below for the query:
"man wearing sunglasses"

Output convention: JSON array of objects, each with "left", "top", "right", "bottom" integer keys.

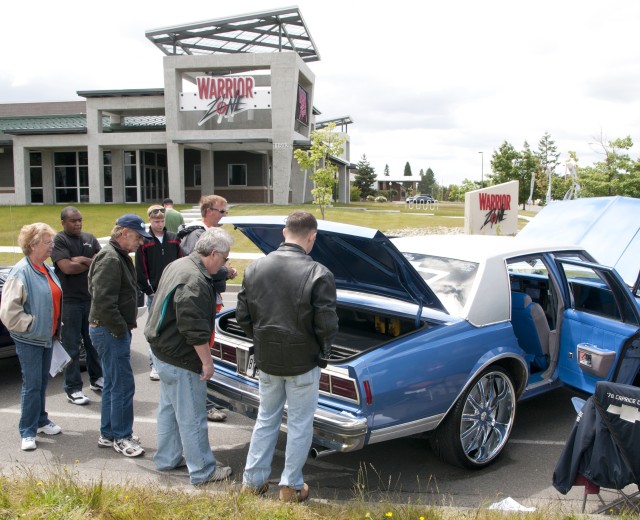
[{"left": 178, "top": 195, "right": 237, "bottom": 422}]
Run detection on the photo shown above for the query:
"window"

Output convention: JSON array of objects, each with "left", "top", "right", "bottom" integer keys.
[
  {"left": 228, "top": 164, "right": 247, "bottom": 186},
  {"left": 124, "top": 151, "right": 139, "bottom": 202},
  {"left": 193, "top": 164, "right": 201, "bottom": 187},
  {"left": 54, "top": 151, "right": 89, "bottom": 203},
  {"left": 29, "top": 152, "right": 43, "bottom": 204},
  {"left": 103, "top": 151, "right": 113, "bottom": 203}
]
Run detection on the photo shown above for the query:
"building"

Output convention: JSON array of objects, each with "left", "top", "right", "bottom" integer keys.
[{"left": 0, "top": 8, "right": 353, "bottom": 206}]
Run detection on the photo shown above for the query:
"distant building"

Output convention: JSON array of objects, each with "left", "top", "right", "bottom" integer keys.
[
  {"left": 375, "top": 175, "right": 422, "bottom": 201},
  {"left": 0, "top": 8, "right": 353, "bottom": 206}
]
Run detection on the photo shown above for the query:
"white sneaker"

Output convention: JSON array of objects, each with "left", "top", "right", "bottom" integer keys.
[
  {"left": 21, "top": 437, "right": 36, "bottom": 451},
  {"left": 89, "top": 377, "right": 104, "bottom": 391},
  {"left": 149, "top": 367, "right": 160, "bottom": 381},
  {"left": 37, "top": 422, "right": 62, "bottom": 435},
  {"left": 67, "top": 391, "right": 90, "bottom": 405}
]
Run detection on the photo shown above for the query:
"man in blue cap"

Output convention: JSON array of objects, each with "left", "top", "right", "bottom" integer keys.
[{"left": 88, "top": 214, "right": 150, "bottom": 458}]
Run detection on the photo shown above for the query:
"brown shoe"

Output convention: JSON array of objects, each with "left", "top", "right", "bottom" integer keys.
[
  {"left": 207, "top": 408, "right": 227, "bottom": 422},
  {"left": 241, "top": 483, "right": 269, "bottom": 495},
  {"left": 279, "top": 483, "right": 309, "bottom": 502}
]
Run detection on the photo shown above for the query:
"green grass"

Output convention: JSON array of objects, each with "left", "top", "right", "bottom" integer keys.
[
  {"left": 0, "top": 202, "right": 467, "bottom": 266},
  {"left": 0, "top": 201, "right": 536, "bottom": 281},
  {"left": 0, "top": 467, "right": 616, "bottom": 520}
]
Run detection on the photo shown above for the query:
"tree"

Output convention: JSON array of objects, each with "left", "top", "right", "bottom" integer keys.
[
  {"left": 489, "top": 141, "right": 520, "bottom": 185},
  {"left": 383, "top": 164, "right": 390, "bottom": 177},
  {"left": 521, "top": 141, "right": 542, "bottom": 206},
  {"left": 293, "top": 122, "right": 346, "bottom": 219},
  {"left": 403, "top": 162, "right": 412, "bottom": 176},
  {"left": 489, "top": 140, "right": 538, "bottom": 209},
  {"left": 535, "top": 132, "right": 561, "bottom": 203},
  {"left": 579, "top": 133, "right": 636, "bottom": 197},
  {"left": 352, "top": 154, "right": 377, "bottom": 200}
]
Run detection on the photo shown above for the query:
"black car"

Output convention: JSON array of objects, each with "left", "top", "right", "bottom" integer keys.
[
  {"left": 406, "top": 194, "right": 436, "bottom": 203},
  {"left": 0, "top": 266, "right": 15, "bottom": 359}
]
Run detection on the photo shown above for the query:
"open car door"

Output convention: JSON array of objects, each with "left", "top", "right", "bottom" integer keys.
[{"left": 555, "top": 258, "right": 640, "bottom": 394}]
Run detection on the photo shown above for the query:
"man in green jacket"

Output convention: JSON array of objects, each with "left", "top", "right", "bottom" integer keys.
[
  {"left": 88, "top": 214, "right": 150, "bottom": 458},
  {"left": 145, "top": 227, "right": 233, "bottom": 485}
]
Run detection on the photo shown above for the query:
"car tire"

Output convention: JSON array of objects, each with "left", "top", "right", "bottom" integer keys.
[{"left": 430, "top": 366, "right": 516, "bottom": 469}]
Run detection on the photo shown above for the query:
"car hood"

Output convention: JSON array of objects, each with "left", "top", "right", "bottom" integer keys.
[
  {"left": 518, "top": 196, "right": 640, "bottom": 288},
  {"left": 221, "top": 216, "right": 446, "bottom": 313}
]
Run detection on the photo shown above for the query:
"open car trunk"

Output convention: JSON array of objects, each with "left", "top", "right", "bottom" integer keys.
[{"left": 217, "top": 304, "right": 430, "bottom": 362}]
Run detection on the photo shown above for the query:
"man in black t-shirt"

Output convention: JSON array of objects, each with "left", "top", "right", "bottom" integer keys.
[{"left": 52, "top": 207, "right": 103, "bottom": 405}]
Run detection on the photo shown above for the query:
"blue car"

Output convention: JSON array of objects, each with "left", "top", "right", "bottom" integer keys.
[{"left": 207, "top": 212, "right": 640, "bottom": 469}]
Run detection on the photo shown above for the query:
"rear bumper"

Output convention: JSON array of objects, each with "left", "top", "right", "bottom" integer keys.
[{"left": 206, "top": 372, "right": 369, "bottom": 453}]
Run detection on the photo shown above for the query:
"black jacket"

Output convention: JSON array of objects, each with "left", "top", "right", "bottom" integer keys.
[
  {"left": 135, "top": 229, "right": 182, "bottom": 295},
  {"left": 552, "top": 381, "right": 640, "bottom": 494},
  {"left": 236, "top": 242, "right": 338, "bottom": 376}
]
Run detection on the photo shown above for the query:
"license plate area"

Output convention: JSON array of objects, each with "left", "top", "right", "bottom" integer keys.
[{"left": 236, "top": 348, "right": 259, "bottom": 380}]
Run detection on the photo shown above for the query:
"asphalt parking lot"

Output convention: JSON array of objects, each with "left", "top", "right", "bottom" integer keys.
[{"left": 0, "top": 290, "right": 621, "bottom": 513}]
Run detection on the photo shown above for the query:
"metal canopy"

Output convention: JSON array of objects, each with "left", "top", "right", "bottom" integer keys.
[{"left": 145, "top": 7, "right": 320, "bottom": 62}]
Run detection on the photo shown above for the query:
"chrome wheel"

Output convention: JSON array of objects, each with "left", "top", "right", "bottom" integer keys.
[{"left": 459, "top": 369, "right": 516, "bottom": 465}]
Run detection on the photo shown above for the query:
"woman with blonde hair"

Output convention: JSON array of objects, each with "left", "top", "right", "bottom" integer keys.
[{"left": 0, "top": 223, "right": 63, "bottom": 451}]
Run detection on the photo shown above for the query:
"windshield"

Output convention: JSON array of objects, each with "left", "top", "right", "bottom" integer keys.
[{"left": 402, "top": 253, "right": 479, "bottom": 316}]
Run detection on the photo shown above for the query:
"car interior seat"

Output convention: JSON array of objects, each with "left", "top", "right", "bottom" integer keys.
[{"left": 510, "top": 291, "right": 550, "bottom": 371}]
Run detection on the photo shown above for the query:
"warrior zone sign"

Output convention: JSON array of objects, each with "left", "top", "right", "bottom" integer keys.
[{"left": 180, "top": 76, "right": 272, "bottom": 125}]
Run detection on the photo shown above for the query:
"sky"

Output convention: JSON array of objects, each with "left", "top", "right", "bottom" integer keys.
[{"left": 2, "top": 0, "right": 640, "bottom": 186}]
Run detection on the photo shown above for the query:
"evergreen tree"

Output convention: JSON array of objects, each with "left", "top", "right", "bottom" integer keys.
[
  {"left": 535, "top": 132, "right": 561, "bottom": 203},
  {"left": 352, "top": 154, "right": 377, "bottom": 199},
  {"left": 403, "top": 162, "right": 412, "bottom": 176},
  {"left": 384, "top": 164, "right": 390, "bottom": 177}
]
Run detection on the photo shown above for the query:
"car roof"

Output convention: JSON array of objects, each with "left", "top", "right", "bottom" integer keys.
[
  {"left": 391, "top": 235, "right": 586, "bottom": 326},
  {"left": 391, "top": 234, "right": 584, "bottom": 263}
]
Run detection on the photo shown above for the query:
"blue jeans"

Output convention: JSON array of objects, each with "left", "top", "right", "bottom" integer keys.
[
  {"left": 243, "top": 367, "right": 320, "bottom": 490},
  {"left": 152, "top": 355, "right": 217, "bottom": 485},
  {"left": 61, "top": 300, "right": 102, "bottom": 393},
  {"left": 15, "top": 339, "right": 53, "bottom": 438},
  {"left": 90, "top": 326, "right": 135, "bottom": 440}
]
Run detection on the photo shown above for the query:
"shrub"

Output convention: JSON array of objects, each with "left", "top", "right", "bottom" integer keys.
[{"left": 374, "top": 196, "right": 387, "bottom": 203}]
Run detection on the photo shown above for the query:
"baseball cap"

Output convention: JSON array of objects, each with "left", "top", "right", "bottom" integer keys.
[{"left": 116, "top": 213, "right": 152, "bottom": 238}]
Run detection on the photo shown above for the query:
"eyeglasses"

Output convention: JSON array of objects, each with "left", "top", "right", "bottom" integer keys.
[
  {"left": 215, "top": 251, "right": 229, "bottom": 263},
  {"left": 209, "top": 208, "right": 228, "bottom": 215},
  {"left": 148, "top": 208, "right": 166, "bottom": 217}
]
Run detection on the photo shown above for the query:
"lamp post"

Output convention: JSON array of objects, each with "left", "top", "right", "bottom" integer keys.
[{"left": 478, "top": 151, "right": 484, "bottom": 189}]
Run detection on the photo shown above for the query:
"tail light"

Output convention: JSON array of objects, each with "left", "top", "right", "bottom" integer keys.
[
  {"left": 319, "top": 371, "right": 359, "bottom": 402},
  {"left": 221, "top": 344, "right": 237, "bottom": 364}
]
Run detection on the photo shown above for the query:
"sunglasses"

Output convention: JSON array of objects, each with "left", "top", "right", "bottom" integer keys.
[
  {"left": 148, "top": 208, "right": 166, "bottom": 217},
  {"left": 210, "top": 208, "right": 228, "bottom": 215}
]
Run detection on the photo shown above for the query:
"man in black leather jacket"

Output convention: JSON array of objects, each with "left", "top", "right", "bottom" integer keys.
[{"left": 237, "top": 211, "right": 338, "bottom": 502}]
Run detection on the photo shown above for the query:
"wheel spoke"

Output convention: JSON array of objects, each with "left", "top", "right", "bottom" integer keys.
[{"left": 458, "top": 370, "right": 516, "bottom": 465}]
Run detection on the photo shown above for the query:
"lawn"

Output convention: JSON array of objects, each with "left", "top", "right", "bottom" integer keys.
[
  {"left": 0, "top": 201, "right": 469, "bottom": 263},
  {"left": 0, "top": 201, "right": 535, "bottom": 272}
]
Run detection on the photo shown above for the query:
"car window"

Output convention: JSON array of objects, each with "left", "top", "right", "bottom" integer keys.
[
  {"left": 402, "top": 253, "right": 479, "bottom": 316},
  {"left": 507, "top": 255, "right": 558, "bottom": 328},
  {"left": 559, "top": 262, "right": 624, "bottom": 321}
]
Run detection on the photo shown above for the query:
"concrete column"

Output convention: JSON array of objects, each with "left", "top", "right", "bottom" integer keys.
[
  {"left": 88, "top": 144, "right": 103, "bottom": 203},
  {"left": 201, "top": 149, "right": 214, "bottom": 196},
  {"left": 270, "top": 54, "right": 299, "bottom": 205},
  {"left": 167, "top": 142, "right": 184, "bottom": 203},
  {"left": 13, "top": 145, "right": 27, "bottom": 205},
  {"left": 111, "top": 149, "right": 124, "bottom": 203},
  {"left": 41, "top": 151, "right": 54, "bottom": 205}
]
